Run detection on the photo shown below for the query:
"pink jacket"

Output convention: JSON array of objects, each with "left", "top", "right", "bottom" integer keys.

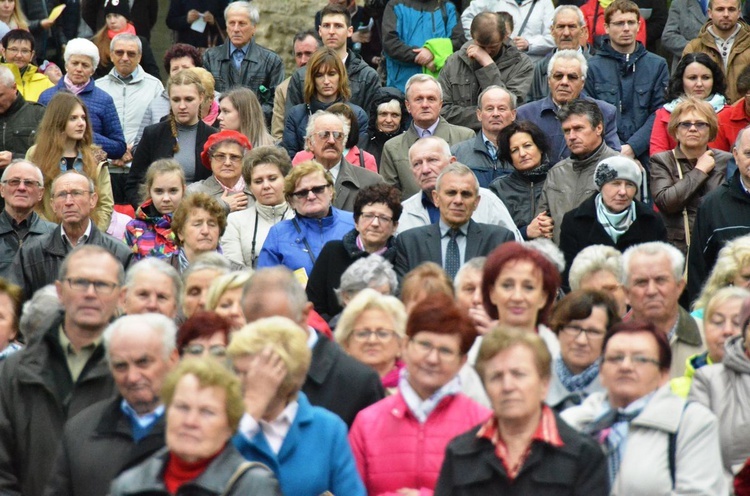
[
  {"left": 292, "top": 146, "right": 378, "bottom": 173},
  {"left": 348, "top": 392, "right": 492, "bottom": 496}
]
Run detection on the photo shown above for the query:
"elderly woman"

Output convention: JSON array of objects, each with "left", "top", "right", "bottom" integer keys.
[
  {"left": 547, "top": 290, "right": 620, "bottom": 413},
  {"left": 689, "top": 296, "right": 750, "bottom": 485},
  {"left": 109, "top": 358, "right": 281, "bottom": 495},
  {"left": 560, "top": 156, "right": 667, "bottom": 287},
  {"left": 307, "top": 184, "right": 401, "bottom": 321},
  {"left": 671, "top": 287, "right": 750, "bottom": 397},
  {"left": 181, "top": 253, "right": 230, "bottom": 318},
  {"left": 349, "top": 293, "right": 492, "bottom": 495},
  {"left": 435, "top": 327, "right": 609, "bottom": 495},
  {"left": 228, "top": 316, "right": 366, "bottom": 496},
  {"left": 365, "top": 87, "right": 408, "bottom": 166},
  {"left": 693, "top": 234, "right": 750, "bottom": 318},
  {"left": 257, "top": 161, "right": 354, "bottom": 279},
  {"left": 650, "top": 97, "right": 730, "bottom": 255},
  {"left": 335, "top": 254, "right": 398, "bottom": 307},
  {"left": 334, "top": 288, "right": 407, "bottom": 394},
  {"left": 168, "top": 193, "right": 227, "bottom": 273},
  {"left": 221, "top": 146, "right": 295, "bottom": 268},
  {"left": 0, "top": 278, "right": 22, "bottom": 360},
  {"left": 177, "top": 310, "right": 232, "bottom": 359},
  {"left": 188, "top": 130, "right": 254, "bottom": 215},
  {"left": 38, "top": 38, "right": 126, "bottom": 161},
  {"left": 563, "top": 321, "right": 726, "bottom": 494},
  {"left": 205, "top": 271, "right": 252, "bottom": 330},
  {"left": 482, "top": 241, "right": 562, "bottom": 356},
  {"left": 568, "top": 245, "right": 628, "bottom": 317},
  {"left": 490, "top": 120, "right": 554, "bottom": 240}
]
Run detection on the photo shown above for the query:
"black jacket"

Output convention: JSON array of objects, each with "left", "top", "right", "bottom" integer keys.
[
  {"left": 559, "top": 193, "right": 667, "bottom": 289},
  {"left": 0, "top": 210, "right": 55, "bottom": 280},
  {"left": 302, "top": 332, "right": 385, "bottom": 428},
  {"left": 44, "top": 396, "right": 166, "bottom": 496},
  {"left": 364, "top": 86, "right": 408, "bottom": 167},
  {"left": 0, "top": 93, "right": 45, "bottom": 158},
  {"left": 165, "top": 0, "right": 227, "bottom": 47},
  {"left": 83, "top": 0, "right": 160, "bottom": 41},
  {"left": 12, "top": 222, "right": 134, "bottom": 299},
  {"left": 127, "top": 119, "right": 217, "bottom": 207},
  {"left": 488, "top": 168, "right": 547, "bottom": 237},
  {"left": 434, "top": 414, "right": 610, "bottom": 496},
  {"left": 306, "top": 228, "right": 397, "bottom": 322}
]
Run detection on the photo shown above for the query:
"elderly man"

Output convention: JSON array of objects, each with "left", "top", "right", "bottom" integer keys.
[
  {"left": 0, "top": 245, "right": 122, "bottom": 496},
  {"left": 622, "top": 242, "right": 703, "bottom": 378},
  {"left": 584, "top": 0, "right": 669, "bottom": 166},
  {"left": 688, "top": 127, "right": 750, "bottom": 302},
  {"left": 45, "top": 313, "right": 179, "bottom": 496},
  {"left": 0, "top": 161, "right": 54, "bottom": 278},
  {"left": 381, "top": 74, "right": 474, "bottom": 200},
  {"left": 394, "top": 163, "right": 515, "bottom": 280},
  {"left": 528, "top": 5, "right": 589, "bottom": 103},
  {"left": 202, "top": 1, "right": 284, "bottom": 124},
  {"left": 1, "top": 29, "right": 52, "bottom": 103},
  {"left": 516, "top": 50, "right": 620, "bottom": 165},
  {"left": 13, "top": 170, "right": 133, "bottom": 299},
  {"left": 683, "top": 0, "right": 750, "bottom": 103},
  {"left": 287, "top": 4, "right": 380, "bottom": 117},
  {"left": 272, "top": 30, "right": 321, "bottom": 141},
  {"left": 439, "top": 12, "right": 533, "bottom": 130},
  {"left": 119, "top": 258, "right": 182, "bottom": 319},
  {"left": 398, "top": 136, "right": 520, "bottom": 240},
  {"left": 537, "top": 99, "right": 620, "bottom": 243},
  {"left": 306, "top": 111, "right": 383, "bottom": 212},
  {"left": 97, "top": 33, "right": 163, "bottom": 205},
  {"left": 450, "top": 86, "right": 516, "bottom": 187},
  {"left": 0, "top": 65, "right": 45, "bottom": 171},
  {"left": 243, "top": 267, "right": 384, "bottom": 427}
]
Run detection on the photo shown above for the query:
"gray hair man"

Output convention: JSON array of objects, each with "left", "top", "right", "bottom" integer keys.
[
  {"left": 120, "top": 258, "right": 183, "bottom": 318},
  {"left": 0, "top": 65, "right": 45, "bottom": 169},
  {"left": 46, "top": 313, "right": 179, "bottom": 496}
]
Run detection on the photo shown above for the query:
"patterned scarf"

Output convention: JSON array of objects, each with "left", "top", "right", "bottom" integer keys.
[{"left": 554, "top": 356, "right": 599, "bottom": 392}]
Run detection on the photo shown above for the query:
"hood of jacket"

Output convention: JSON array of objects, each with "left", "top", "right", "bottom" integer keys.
[
  {"left": 721, "top": 334, "right": 750, "bottom": 374},
  {"left": 368, "top": 86, "right": 409, "bottom": 136}
]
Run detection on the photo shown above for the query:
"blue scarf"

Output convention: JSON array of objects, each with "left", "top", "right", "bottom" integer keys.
[{"left": 554, "top": 356, "right": 599, "bottom": 392}]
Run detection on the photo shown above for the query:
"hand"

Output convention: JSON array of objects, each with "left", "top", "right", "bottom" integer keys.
[
  {"left": 221, "top": 191, "right": 249, "bottom": 212},
  {"left": 93, "top": 148, "right": 108, "bottom": 163},
  {"left": 513, "top": 37, "right": 529, "bottom": 51},
  {"left": 241, "top": 347, "right": 288, "bottom": 420},
  {"left": 352, "top": 30, "right": 372, "bottom": 43},
  {"left": 187, "top": 9, "right": 200, "bottom": 23},
  {"left": 695, "top": 149, "right": 716, "bottom": 174},
  {"left": 203, "top": 11, "right": 215, "bottom": 25},
  {"left": 527, "top": 212, "right": 554, "bottom": 239},
  {"left": 40, "top": 18, "right": 53, "bottom": 29},
  {"left": 109, "top": 159, "right": 126, "bottom": 167},
  {"left": 0, "top": 151, "right": 12, "bottom": 168},
  {"left": 468, "top": 307, "right": 496, "bottom": 336},
  {"left": 465, "top": 43, "right": 494, "bottom": 67},
  {"left": 412, "top": 47, "right": 434, "bottom": 66},
  {"left": 620, "top": 144, "right": 636, "bottom": 158},
  {"left": 426, "top": 61, "right": 436, "bottom": 72}
]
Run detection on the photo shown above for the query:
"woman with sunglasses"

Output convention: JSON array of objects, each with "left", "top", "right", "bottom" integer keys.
[
  {"left": 649, "top": 97, "right": 730, "bottom": 255},
  {"left": 257, "top": 161, "right": 354, "bottom": 281}
]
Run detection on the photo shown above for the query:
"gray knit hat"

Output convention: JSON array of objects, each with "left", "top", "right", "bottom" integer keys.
[{"left": 593, "top": 156, "right": 642, "bottom": 191}]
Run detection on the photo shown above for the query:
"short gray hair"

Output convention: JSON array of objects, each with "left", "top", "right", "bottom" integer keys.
[
  {"left": 409, "top": 136, "right": 451, "bottom": 163},
  {"left": 405, "top": 73, "right": 443, "bottom": 101},
  {"left": 125, "top": 258, "right": 184, "bottom": 308},
  {"left": 181, "top": 252, "right": 231, "bottom": 283},
  {"left": 64, "top": 38, "right": 100, "bottom": 69},
  {"left": 569, "top": 245, "right": 623, "bottom": 291},
  {"left": 110, "top": 33, "right": 142, "bottom": 54},
  {"left": 527, "top": 238, "right": 566, "bottom": 274},
  {"left": 0, "top": 65, "right": 15, "bottom": 88},
  {"left": 454, "top": 256, "right": 486, "bottom": 292},
  {"left": 50, "top": 170, "right": 95, "bottom": 195},
  {"left": 1, "top": 160, "right": 44, "bottom": 186},
  {"left": 622, "top": 242, "right": 685, "bottom": 285},
  {"left": 336, "top": 254, "right": 398, "bottom": 305},
  {"left": 224, "top": 1, "right": 259, "bottom": 24},
  {"left": 548, "top": 49, "right": 588, "bottom": 80},
  {"left": 242, "top": 267, "right": 309, "bottom": 323},
  {"left": 552, "top": 5, "right": 585, "bottom": 28},
  {"left": 476, "top": 85, "right": 516, "bottom": 110},
  {"left": 103, "top": 313, "right": 178, "bottom": 362},
  {"left": 305, "top": 110, "right": 350, "bottom": 144},
  {"left": 735, "top": 125, "right": 750, "bottom": 151},
  {"left": 435, "top": 162, "right": 479, "bottom": 192}
]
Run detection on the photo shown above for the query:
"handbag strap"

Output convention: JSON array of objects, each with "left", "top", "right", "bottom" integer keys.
[
  {"left": 518, "top": 0, "right": 538, "bottom": 38},
  {"left": 221, "top": 461, "right": 269, "bottom": 496},
  {"left": 672, "top": 149, "right": 691, "bottom": 278}
]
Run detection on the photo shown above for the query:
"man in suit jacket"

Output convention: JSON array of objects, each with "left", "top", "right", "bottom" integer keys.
[
  {"left": 394, "top": 162, "right": 514, "bottom": 280},
  {"left": 242, "top": 266, "right": 385, "bottom": 427},
  {"left": 307, "top": 111, "right": 383, "bottom": 212}
]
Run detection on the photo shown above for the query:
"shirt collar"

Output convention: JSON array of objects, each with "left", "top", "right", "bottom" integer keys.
[
  {"left": 306, "top": 326, "right": 319, "bottom": 349},
  {"left": 58, "top": 325, "right": 102, "bottom": 354},
  {"left": 120, "top": 399, "right": 165, "bottom": 428},
  {"left": 61, "top": 219, "right": 93, "bottom": 246},
  {"left": 413, "top": 120, "right": 440, "bottom": 137},
  {"left": 438, "top": 218, "right": 469, "bottom": 236},
  {"left": 230, "top": 42, "right": 250, "bottom": 55}
]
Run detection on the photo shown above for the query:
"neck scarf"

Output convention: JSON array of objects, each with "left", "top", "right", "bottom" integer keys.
[
  {"left": 517, "top": 157, "right": 553, "bottom": 182},
  {"left": 664, "top": 92, "right": 726, "bottom": 113},
  {"left": 107, "top": 22, "right": 137, "bottom": 40},
  {"left": 554, "top": 356, "right": 599, "bottom": 392},
  {"left": 399, "top": 368, "right": 461, "bottom": 423},
  {"left": 202, "top": 99, "right": 220, "bottom": 125},
  {"left": 595, "top": 193, "right": 636, "bottom": 243},
  {"left": 218, "top": 175, "right": 246, "bottom": 194},
  {"left": 63, "top": 74, "right": 88, "bottom": 95}
]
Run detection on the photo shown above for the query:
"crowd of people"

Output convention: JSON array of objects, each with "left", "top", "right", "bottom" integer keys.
[{"left": 1, "top": 0, "right": 750, "bottom": 493}]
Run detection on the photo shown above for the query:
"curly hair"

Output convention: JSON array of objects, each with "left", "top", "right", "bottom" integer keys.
[
  {"left": 353, "top": 183, "right": 402, "bottom": 223},
  {"left": 163, "top": 43, "right": 202, "bottom": 74},
  {"left": 171, "top": 193, "right": 227, "bottom": 247}
]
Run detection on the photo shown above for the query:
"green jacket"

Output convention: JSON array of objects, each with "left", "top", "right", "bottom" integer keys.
[{"left": 670, "top": 351, "right": 712, "bottom": 398}]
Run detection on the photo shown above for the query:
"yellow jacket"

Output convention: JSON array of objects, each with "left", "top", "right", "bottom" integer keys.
[{"left": 3, "top": 63, "right": 54, "bottom": 103}]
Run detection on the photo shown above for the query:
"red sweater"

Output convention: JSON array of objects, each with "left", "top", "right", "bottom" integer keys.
[{"left": 714, "top": 98, "right": 750, "bottom": 152}]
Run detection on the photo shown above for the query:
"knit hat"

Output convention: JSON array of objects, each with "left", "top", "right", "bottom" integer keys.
[
  {"left": 593, "top": 156, "right": 642, "bottom": 191},
  {"left": 103, "top": 0, "right": 131, "bottom": 21},
  {"left": 200, "top": 130, "right": 253, "bottom": 169}
]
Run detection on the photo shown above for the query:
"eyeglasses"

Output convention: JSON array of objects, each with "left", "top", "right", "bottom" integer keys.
[
  {"left": 5, "top": 47, "right": 32, "bottom": 56},
  {"left": 292, "top": 184, "right": 328, "bottom": 199},
  {"left": 352, "top": 328, "right": 397, "bottom": 342},
  {"left": 113, "top": 49, "right": 139, "bottom": 58},
  {"left": 550, "top": 72, "right": 581, "bottom": 81},
  {"left": 359, "top": 212, "right": 393, "bottom": 224},
  {"left": 1, "top": 178, "right": 41, "bottom": 188},
  {"left": 677, "top": 121, "right": 710, "bottom": 131},
  {"left": 314, "top": 130, "right": 345, "bottom": 141},
  {"left": 608, "top": 20, "right": 639, "bottom": 28},
  {"left": 65, "top": 277, "right": 119, "bottom": 295},
  {"left": 53, "top": 189, "right": 89, "bottom": 200},
  {"left": 602, "top": 354, "right": 660, "bottom": 367},
  {"left": 560, "top": 324, "right": 606, "bottom": 340},
  {"left": 183, "top": 344, "right": 227, "bottom": 357},
  {"left": 410, "top": 339, "right": 461, "bottom": 361},
  {"left": 212, "top": 152, "right": 243, "bottom": 164}
]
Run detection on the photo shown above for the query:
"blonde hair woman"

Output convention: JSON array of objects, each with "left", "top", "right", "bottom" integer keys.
[{"left": 205, "top": 271, "right": 253, "bottom": 330}]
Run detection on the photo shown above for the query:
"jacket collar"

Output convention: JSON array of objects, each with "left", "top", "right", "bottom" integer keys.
[
  {"left": 42, "top": 222, "right": 104, "bottom": 258},
  {"left": 106, "top": 65, "right": 145, "bottom": 84},
  {"left": 676, "top": 306, "right": 703, "bottom": 347},
  {"left": 341, "top": 227, "right": 396, "bottom": 259},
  {"left": 306, "top": 331, "right": 337, "bottom": 386},
  {"left": 0, "top": 209, "right": 47, "bottom": 235}
]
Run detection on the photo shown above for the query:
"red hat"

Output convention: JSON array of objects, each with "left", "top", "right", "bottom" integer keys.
[{"left": 200, "top": 130, "right": 253, "bottom": 169}]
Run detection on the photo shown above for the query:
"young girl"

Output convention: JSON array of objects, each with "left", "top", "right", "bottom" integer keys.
[{"left": 125, "top": 159, "right": 185, "bottom": 259}]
